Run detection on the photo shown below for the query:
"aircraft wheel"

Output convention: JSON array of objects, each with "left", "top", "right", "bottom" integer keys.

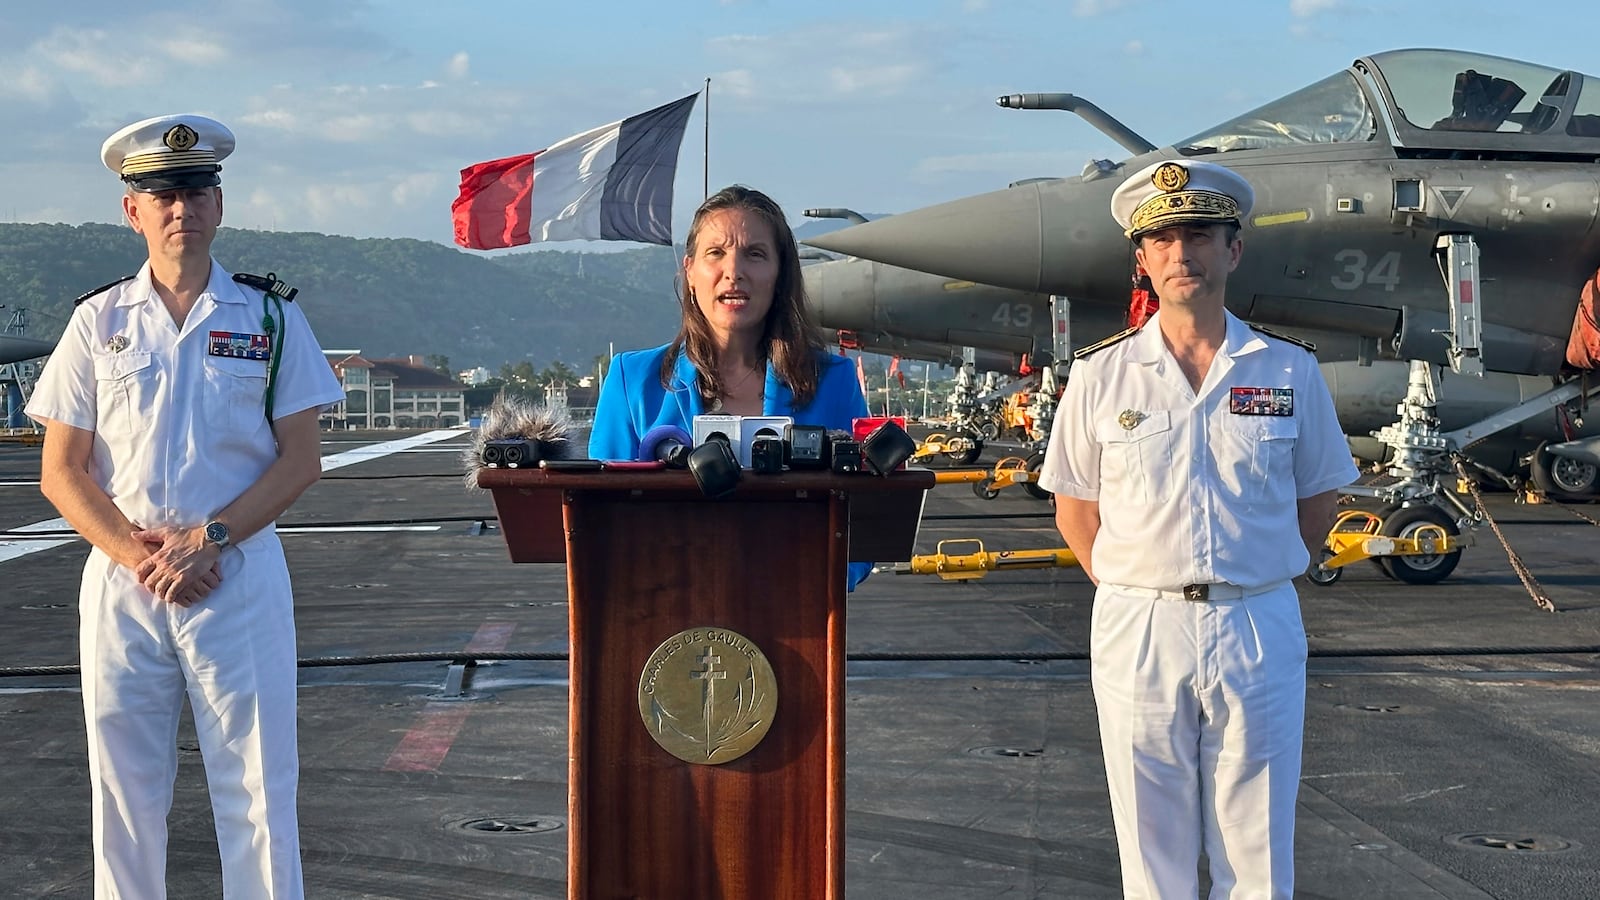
[
  {"left": 1305, "top": 548, "right": 1341, "bottom": 586},
  {"left": 948, "top": 435, "right": 984, "bottom": 466},
  {"left": 972, "top": 479, "right": 1000, "bottom": 500},
  {"left": 1531, "top": 441, "right": 1600, "bottom": 500},
  {"left": 979, "top": 419, "right": 1001, "bottom": 442},
  {"left": 1022, "top": 452, "right": 1051, "bottom": 501},
  {"left": 1377, "top": 505, "right": 1461, "bottom": 585}
]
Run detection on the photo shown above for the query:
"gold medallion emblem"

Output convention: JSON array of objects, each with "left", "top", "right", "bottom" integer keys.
[
  {"left": 1117, "top": 409, "right": 1147, "bottom": 431},
  {"left": 637, "top": 626, "right": 777, "bottom": 765},
  {"left": 107, "top": 335, "right": 129, "bottom": 353},
  {"left": 1151, "top": 161, "right": 1189, "bottom": 193},
  {"left": 163, "top": 123, "right": 199, "bottom": 152}
]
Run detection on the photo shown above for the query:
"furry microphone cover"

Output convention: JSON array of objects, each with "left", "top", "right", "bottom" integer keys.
[{"left": 463, "top": 393, "right": 580, "bottom": 489}]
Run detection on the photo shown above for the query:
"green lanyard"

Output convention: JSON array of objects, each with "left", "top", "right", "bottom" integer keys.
[
  {"left": 232, "top": 271, "right": 297, "bottom": 423},
  {"left": 260, "top": 289, "right": 286, "bottom": 421}
]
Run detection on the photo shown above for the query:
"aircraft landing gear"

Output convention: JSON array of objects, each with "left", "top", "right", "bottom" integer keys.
[
  {"left": 1376, "top": 505, "right": 1462, "bottom": 584},
  {"left": 1530, "top": 440, "right": 1600, "bottom": 500}
]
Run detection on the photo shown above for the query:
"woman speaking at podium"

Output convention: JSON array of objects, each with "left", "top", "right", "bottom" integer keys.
[{"left": 588, "top": 184, "right": 871, "bottom": 585}]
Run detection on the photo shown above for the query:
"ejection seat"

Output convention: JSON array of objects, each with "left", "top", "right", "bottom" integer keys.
[{"left": 1431, "top": 69, "right": 1525, "bottom": 131}]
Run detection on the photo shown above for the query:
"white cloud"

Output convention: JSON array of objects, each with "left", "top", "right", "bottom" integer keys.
[
  {"left": 390, "top": 172, "right": 441, "bottom": 207},
  {"left": 705, "top": 23, "right": 945, "bottom": 103},
  {"left": 157, "top": 30, "right": 230, "bottom": 66},
  {"left": 828, "top": 64, "right": 920, "bottom": 96},
  {"left": 711, "top": 69, "right": 757, "bottom": 100},
  {"left": 0, "top": 65, "right": 58, "bottom": 103},
  {"left": 36, "top": 28, "right": 164, "bottom": 87},
  {"left": 1073, "top": 0, "right": 1134, "bottom": 16},
  {"left": 1125, "top": 40, "right": 1144, "bottom": 55},
  {"left": 1290, "top": 0, "right": 1340, "bottom": 15},
  {"left": 447, "top": 52, "right": 470, "bottom": 80}
]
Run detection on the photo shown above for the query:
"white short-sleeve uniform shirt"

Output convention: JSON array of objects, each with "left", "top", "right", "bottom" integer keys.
[
  {"left": 1038, "top": 310, "right": 1358, "bottom": 591},
  {"left": 27, "top": 260, "right": 345, "bottom": 539}
]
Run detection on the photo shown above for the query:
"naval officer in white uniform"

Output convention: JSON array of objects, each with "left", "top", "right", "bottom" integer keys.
[
  {"left": 1038, "top": 158, "right": 1359, "bottom": 899},
  {"left": 28, "top": 113, "right": 344, "bottom": 898}
]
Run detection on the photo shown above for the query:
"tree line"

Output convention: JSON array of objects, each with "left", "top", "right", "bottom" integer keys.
[{"left": 0, "top": 223, "right": 685, "bottom": 373}]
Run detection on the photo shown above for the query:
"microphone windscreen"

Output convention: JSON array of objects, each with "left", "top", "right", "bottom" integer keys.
[
  {"left": 464, "top": 393, "right": 578, "bottom": 489},
  {"left": 639, "top": 425, "right": 693, "bottom": 463}
]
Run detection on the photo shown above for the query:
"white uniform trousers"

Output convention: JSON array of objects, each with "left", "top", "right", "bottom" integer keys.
[
  {"left": 79, "top": 536, "right": 304, "bottom": 900},
  {"left": 1091, "top": 581, "right": 1305, "bottom": 900}
]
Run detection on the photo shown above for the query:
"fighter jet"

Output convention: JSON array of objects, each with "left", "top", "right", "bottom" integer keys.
[
  {"left": 806, "top": 48, "right": 1600, "bottom": 382},
  {"left": 0, "top": 307, "right": 53, "bottom": 365},
  {"left": 0, "top": 336, "right": 52, "bottom": 366},
  {"left": 806, "top": 48, "right": 1600, "bottom": 560}
]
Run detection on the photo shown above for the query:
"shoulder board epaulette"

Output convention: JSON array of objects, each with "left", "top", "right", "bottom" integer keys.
[
  {"left": 1249, "top": 324, "right": 1316, "bottom": 352},
  {"left": 1072, "top": 325, "right": 1141, "bottom": 361},
  {"left": 73, "top": 274, "right": 135, "bottom": 306},
  {"left": 232, "top": 272, "right": 298, "bottom": 301}
]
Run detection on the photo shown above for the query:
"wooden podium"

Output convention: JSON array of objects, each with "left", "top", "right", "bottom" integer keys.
[{"left": 476, "top": 466, "right": 933, "bottom": 899}]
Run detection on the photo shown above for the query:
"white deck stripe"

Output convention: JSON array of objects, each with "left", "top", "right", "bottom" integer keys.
[
  {"left": 0, "top": 429, "right": 466, "bottom": 564},
  {"left": 0, "top": 519, "right": 74, "bottom": 562}
]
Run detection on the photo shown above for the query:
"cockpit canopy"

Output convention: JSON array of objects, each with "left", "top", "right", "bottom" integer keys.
[{"left": 1180, "top": 49, "right": 1600, "bottom": 155}]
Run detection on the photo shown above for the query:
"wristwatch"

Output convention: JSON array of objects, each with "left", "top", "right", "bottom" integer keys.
[{"left": 204, "top": 520, "right": 231, "bottom": 550}]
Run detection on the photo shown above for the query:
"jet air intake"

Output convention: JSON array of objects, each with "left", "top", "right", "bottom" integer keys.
[{"left": 1391, "top": 307, "right": 1569, "bottom": 377}]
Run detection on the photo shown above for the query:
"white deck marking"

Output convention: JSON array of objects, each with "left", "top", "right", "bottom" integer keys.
[{"left": 0, "top": 429, "right": 466, "bottom": 564}]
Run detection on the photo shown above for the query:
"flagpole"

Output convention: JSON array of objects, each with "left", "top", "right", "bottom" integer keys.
[{"left": 703, "top": 77, "right": 711, "bottom": 199}]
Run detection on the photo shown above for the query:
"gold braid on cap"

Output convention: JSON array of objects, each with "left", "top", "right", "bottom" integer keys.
[
  {"left": 120, "top": 149, "right": 219, "bottom": 176},
  {"left": 1126, "top": 191, "right": 1239, "bottom": 238}
]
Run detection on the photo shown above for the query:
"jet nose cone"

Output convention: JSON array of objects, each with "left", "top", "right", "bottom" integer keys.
[
  {"left": 0, "top": 336, "right": 55, "bottom": 365},
  {"left": 804, "top": 184, "right": 1050, "bottom": 293},
  {"left": 802, "top": 175, "right": 1129, "bottom": 298}
]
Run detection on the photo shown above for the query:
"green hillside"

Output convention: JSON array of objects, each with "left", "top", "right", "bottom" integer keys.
[{"left": 0, "top": 223, "right": 685, "bottom": 370}]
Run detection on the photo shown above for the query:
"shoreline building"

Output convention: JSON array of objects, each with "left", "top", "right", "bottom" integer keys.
[{"left": 323, "top": 352, "right": 466, "bottom": 429}]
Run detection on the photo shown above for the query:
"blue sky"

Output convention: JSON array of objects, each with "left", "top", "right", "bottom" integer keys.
[{"left": 2, "top": 0, "right": 1595, "bottom": 249}]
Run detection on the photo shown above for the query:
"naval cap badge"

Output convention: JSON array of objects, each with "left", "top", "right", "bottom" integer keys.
[
  {"left": 1151, "top": 161, "right": 1189, "bottom": 193},
  {"left": 162, "top": 123, "right": 199, "bottom": 152},
  {"left": 1117, "top": 409, "right": 1146, "bottom": 431}
]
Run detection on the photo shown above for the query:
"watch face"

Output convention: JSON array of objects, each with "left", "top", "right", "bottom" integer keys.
[{"left": 206, "top": 522, "right": 228, "bottom": 544}]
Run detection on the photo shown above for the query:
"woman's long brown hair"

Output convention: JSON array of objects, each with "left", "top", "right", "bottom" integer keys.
[{"left": 660, "top": 185, "right": 825, "bottom": 407}]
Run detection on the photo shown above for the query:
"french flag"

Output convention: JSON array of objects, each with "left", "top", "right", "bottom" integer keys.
[{"left": 452, "top": 93, "right": 699, "bottom": 249}]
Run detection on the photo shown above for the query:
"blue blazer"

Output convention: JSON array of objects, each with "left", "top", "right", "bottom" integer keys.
[{"left": 588, "top": 342, "right": 874, "bottom": 588}]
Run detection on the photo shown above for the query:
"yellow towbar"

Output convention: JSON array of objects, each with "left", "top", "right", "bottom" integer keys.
[
  {"left": 933, "top": 456, "right": 1048, "bottom": 500},
  {"left": 933, "top": 469, "right": 993, "bottom": 484},
  {"left": 914, "top": 431, "right": 983, "bottom": 465},
  {"left": 1306, "top": 508, "right": 1469, "bottom": 586},
  {"left": 894, "top": 539, "right": 1078, "bottom": 581}
]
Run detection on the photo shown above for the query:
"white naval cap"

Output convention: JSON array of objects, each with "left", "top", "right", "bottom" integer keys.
[
  {"left": 100, "top": 113, "right": 235, "bottom": 193},
  {"left": 1111, "top": 159, "right": 1254, "bottom": 240}
]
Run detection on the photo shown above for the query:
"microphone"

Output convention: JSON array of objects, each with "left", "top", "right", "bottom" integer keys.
[
  {"left": 464, "top": 393, "right": 579, "bottom": 489},
  {"left": 639, "top": 425, "right": 693, "bottom": 468}
]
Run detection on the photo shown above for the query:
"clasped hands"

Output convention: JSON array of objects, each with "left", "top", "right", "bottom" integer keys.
[{"left": 132, "top": 526, "right": 223, "bottom": 607}]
